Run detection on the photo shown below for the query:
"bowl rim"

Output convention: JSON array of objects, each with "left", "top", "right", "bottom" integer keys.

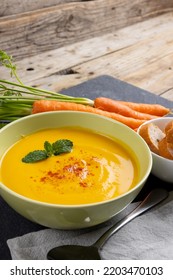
[{"left": 0, "top": 111, "right": 153, "bottom": 208}]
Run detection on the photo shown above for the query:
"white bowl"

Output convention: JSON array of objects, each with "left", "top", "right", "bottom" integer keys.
[
  {"left": 137, "top": 117, "right": 173, "bottom": 183},
  {"left": 0, "top": 111, "right": 152, "bottom": 229}
]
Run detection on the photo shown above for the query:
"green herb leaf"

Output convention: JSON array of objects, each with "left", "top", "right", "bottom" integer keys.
[
  {"left": 22, "top": 150, "right": 48, "bottom": 163},
  {"left": 0, "top": 50, "right": 25, "bottom": 86},
  {"left": 52, "top": 139, "right": 73, "bottom": 155},
  {"left": 0, "top": 50, "right": 16, "bottom": 74},
  {"left": 22, "top": 139, "right": 73, "bottom": 163},
  {"left": 44, "top": 141, "right": 53, "bottom": 157}
]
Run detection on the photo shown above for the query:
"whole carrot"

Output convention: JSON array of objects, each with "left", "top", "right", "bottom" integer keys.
[
  {"left": 117, "top": 100, "right": 170, "bottom": 116},
  {"left": 94, "top": 97, "right": 163, "bottom": 119},
  {"left": 32, "top": 100, "right": 145, "bottom": 129}
]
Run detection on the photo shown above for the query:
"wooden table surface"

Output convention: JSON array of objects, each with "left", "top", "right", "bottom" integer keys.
[{"left": 1, "top": 2, "right": 173, "bottom": 102}]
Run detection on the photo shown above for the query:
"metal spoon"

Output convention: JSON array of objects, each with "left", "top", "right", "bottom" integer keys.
[{"left": 47, "top": 188, "right": 168, "bottom": 260}]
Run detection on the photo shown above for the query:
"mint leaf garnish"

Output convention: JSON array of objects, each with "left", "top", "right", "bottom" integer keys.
[
  {"left": 22, "top": 150, "right": 48, "bottom": 163},
  {"left": 44, "top": 141, "right": 53, "bottom": 157},
  {"left": 52, "top": 139, "right": 73, "bottom": 155},
  {"left": 22, "top": 139, "right": 73, "bottom": 163}
]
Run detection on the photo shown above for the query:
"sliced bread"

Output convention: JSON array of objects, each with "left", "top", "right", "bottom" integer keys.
[
  {"left": 158, "top": 137, "right": 173, "bottom": 160},
  {"left": 165, "top": 120, "right": 173, "bottom": 134},
  {"left": 139, "top": 123, "right": 165, "bottom": 154},
  {"left": 166, "top": 128, "right": 173, "bottom": 144}
]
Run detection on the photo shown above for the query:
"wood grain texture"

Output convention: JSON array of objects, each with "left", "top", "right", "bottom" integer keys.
[
  {"left": 2, "top": 13, "right": 172, "bottom": 82},
  {"left": 1, "top": 0, "right": 173, "bottom": 59},
  {"left": 1, "top": 12, "right": 173, "bottom": 100},
  {"left": 0, "top": 0, "right": 79, "bottom": 16}
]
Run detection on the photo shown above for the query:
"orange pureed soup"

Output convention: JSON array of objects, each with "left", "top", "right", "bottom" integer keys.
[{"left": 0, "top": 127, "right": 139, "bottom": 205}]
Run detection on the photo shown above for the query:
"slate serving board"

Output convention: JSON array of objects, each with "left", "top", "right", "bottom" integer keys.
[{"left": 0, "top": 75, "right": 173, "bottom": 260}]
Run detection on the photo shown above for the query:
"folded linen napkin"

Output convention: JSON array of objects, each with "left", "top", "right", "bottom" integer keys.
[{"left": 7, "top": 198, "right": 173, "bottom": 260}]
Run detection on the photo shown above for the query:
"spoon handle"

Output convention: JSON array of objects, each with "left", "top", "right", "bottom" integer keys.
[{"left": 93, "top": 188, "right": 168, "bottom": 249}]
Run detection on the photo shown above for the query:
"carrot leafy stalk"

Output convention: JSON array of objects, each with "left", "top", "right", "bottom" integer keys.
[
  {"left": 0, "top": 50, "right": 93, "bottom": 125},
  {"left": 0, "top": 50, "right": 23, "bottom": 85}
]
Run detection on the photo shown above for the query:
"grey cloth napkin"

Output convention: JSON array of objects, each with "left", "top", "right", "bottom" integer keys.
[{"left": 7, "top": 198, "right": 173, "bottom": 260}]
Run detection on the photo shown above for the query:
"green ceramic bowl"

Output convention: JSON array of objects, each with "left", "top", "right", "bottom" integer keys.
[{"left": 0, "top": 112, "right": 152, "bottom": 229}]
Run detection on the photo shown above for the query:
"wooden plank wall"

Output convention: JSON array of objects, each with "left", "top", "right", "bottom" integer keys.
[{"left": 1, "top": 0, "right": 173, "bottom": 60}]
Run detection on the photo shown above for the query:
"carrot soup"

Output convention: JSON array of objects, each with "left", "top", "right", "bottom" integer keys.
[{"left": 0, "top": 127, "right": 139, "bottom": 205}]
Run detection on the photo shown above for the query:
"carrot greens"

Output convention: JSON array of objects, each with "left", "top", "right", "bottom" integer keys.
[{"left": 0, "top": 50, "right": 93, "bottom": 125}]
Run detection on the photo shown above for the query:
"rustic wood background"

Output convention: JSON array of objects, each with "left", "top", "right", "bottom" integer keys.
[
  {"left": 1, "top": 0, "right": 173, "bottom": 60},
  {"left": 1, "top": 0, "right": 173, "bottom": 100}
]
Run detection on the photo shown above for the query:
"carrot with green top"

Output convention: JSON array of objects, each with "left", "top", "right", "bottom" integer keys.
[
  {"left": 115, "top": 98, "right": 170, "bottom": 116},
  {"left": 94, "top": 97, "right": 169, "bottom": 119},
  {"left": 32, "top": 100, "right": 145, "bottom": 129},
  {"left": 119, "top": 100, "right": 170, "bottom": 116}
]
